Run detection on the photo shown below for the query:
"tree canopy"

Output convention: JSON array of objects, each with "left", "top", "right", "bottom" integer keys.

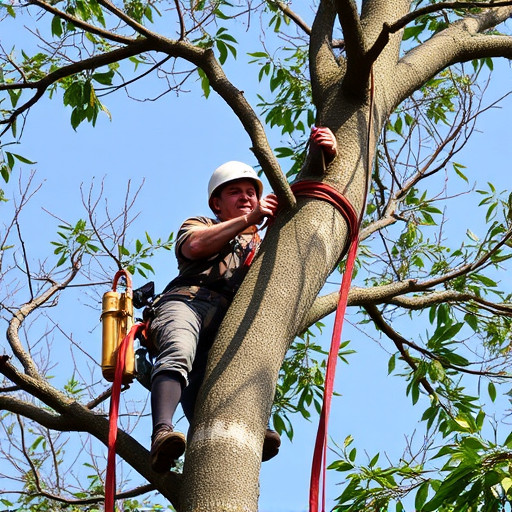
[{"left": 1, "top": 1, "right": 512, "bottom": 511}]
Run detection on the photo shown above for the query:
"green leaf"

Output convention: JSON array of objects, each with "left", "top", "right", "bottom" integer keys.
[
  {"left": 57, "top": 254, "right": 68, "bottom": 266},
  {"left": 327, "top": 460, "right": 354, "bottom": 472},
  {"left": 464, "top": 313, "right": 478, "bottom": 332},
  {"left": 10, "top": 152, "right": 35, "bottom": 165},
  {"left": 488, "top": 381, "right": 497, "bottom": 402},
  {"left": 415, "top": 481, "right": 430, "bottom": 510},
  {"left": 470, "top": 273, "right": 497, "bottom": 288},
  {"left": 119, "top": 245, "right": 130, "bottom": 256},
  {"left": 92, "top": 70, "right": 114, "bottom": 85},
  {"left": 216, "top": 40, "right": 228, "bottom": 64},
  {"left": 51, "top": 15, "right": 63, "bottom": 37},
  {"left": 453, "top": 162, "right": 468, "bottom": 182},
  {"left": 197, "top": 67, "right": 211, "bottom": 98},
  {"left": 403, "top": 25, "right": 424, "bottom": 41},
  {"left": 388, "top": 353, "right": 396, "bottom": 374},
  {"left": 1, "top": 165, "right": 10, "bottom": 183}
]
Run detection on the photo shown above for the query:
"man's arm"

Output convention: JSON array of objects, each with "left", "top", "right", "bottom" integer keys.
[{"left": 181, "top": 194, "right": 278, "bottom": 260}]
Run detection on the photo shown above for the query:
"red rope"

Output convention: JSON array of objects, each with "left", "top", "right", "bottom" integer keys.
[
  {"left": 291, "top": 181, "right": 360, "bottom": 512},
  {"left": 112, "top": 269, "right": 132, "bottom": 294},
  {"left": 104, "top": 322, "right": 144, "bottom": 512}
]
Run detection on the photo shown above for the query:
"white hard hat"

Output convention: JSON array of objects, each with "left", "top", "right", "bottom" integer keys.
[{"left": 208, "top": 161, "right": 264, "bottom": 211}]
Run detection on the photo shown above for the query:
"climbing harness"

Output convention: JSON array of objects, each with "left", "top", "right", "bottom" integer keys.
[{"left": 101, "top": 269, "right": 147, "bottom": 512}]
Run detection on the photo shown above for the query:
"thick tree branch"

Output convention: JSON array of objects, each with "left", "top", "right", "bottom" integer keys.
[
  {"left": 193, "top": 48, "right": 295, "bottom": 208},
  {"left": 309, "top": 0, "right": 342, "bottom": 105},
  {"left": 0, "top": 356, "right": 78, "bottom": 415},
  {"left": 368, "top": 2, "right": 512, "bottom": 64},
  {"left": 0, "top": 358, "right": 182, "bottom": 507},
  {"left": 389, "top": 290, "right": 512, "bottom": 316},
  {"left": 334, "top": 0, "right": 378, "bottom": 98},
  {"left": 297, "top": 279, "right": 418, "bottom": 332},
  {"left": 392, "top": 6, "right": 512, "bottom": 110},
  {"left": 299, "top": 279, "right": 512, "bottom": 333},
  {"left": 0, "top": 394, "right": 76, "bottom": 429}
]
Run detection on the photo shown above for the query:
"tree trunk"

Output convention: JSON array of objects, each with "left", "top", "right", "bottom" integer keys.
[{"left": 180, "top": 100, "right": 377, "bottom": 511}]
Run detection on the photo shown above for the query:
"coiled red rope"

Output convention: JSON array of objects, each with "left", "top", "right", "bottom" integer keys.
[{"left": 291, "top": 181, "right": 361, "bottom": 512}]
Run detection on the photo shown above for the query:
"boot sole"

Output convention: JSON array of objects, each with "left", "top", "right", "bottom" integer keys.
[{"left": 151, "top": 433, "right": 186, "bottom": 473}]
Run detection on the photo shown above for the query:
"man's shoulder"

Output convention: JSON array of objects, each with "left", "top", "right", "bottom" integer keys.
[{"left": 179, "top": 216, "right": 217, "bottom": 231}]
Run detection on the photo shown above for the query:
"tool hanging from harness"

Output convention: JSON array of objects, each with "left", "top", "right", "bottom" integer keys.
[
  {"left": 101, "top": 269, "right": 147, "bottom": 512},
  {"left": 101, "top": 270, "right": 136, "bottom": 384}
]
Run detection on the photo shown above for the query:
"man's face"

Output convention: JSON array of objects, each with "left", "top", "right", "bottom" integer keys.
[{"left": 212, "top": 179, "right": 259, "bottom": 221}]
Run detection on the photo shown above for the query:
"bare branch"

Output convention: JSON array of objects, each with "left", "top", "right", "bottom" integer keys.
[
  {"left": 420, "top": 227, "right": 512, "bottom": 289},
  {"left": 174, "top": 0, "right": 186, "bottom": 40},
  {"left": 28, "top": 0, "right": 135, "bottom": 45},
  {"left": 0, "top": 39, "right": 154, "bottom": 137},
  {"left": 6, "top": 267, "right": 80, "bottom": 377}
]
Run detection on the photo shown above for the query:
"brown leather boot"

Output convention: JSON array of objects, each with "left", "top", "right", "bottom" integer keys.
[
  {"left": 150, "top": 425, "right": 186, "bottom": 473},
  {"left": 262, "top": 428, "right": 281, "bottom": 462}
]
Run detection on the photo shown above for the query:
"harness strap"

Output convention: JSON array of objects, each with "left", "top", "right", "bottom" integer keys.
[
  {"left": 291, "top": 181, "right": 360, "bottom": 512},
  {"left": 104, "top": 321, "right": 145, "bottom": 512}
]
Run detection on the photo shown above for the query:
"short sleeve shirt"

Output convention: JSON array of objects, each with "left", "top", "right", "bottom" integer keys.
[{"left": 164, "top": 216, "right": 260, "bottom": 298}]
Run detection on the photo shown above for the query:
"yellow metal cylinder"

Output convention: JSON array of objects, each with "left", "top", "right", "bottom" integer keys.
[{"left": 101, "top": 291, "right": 135, "bottom": 384}]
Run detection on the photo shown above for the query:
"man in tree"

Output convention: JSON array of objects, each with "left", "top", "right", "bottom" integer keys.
[
  {"left": 149, "top": 127, "right": 336, "bottom": 473},
  {"left": 147, "top": 160, "right": 277, "bottom": 472}
]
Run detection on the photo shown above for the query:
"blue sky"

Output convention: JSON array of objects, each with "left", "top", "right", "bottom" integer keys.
[{"left": 2, "top": 8, "right": 512, "bottom": 512}]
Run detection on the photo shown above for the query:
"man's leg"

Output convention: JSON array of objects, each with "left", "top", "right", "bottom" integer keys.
[
  {"left": 150, "top": 371, "right": 187, "bottom": 472},
  {"left": 149, "top": 299, "right": 202, "bottom": 472}
]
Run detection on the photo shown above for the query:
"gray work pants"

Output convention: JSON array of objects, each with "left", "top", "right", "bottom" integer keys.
[{"left": 149, "top": 288, "right": 230, "bottom": 421}]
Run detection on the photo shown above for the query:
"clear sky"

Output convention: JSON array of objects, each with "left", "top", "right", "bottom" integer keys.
[{"left": 2, "top": 8, "right": 512, "bottom": 512}]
